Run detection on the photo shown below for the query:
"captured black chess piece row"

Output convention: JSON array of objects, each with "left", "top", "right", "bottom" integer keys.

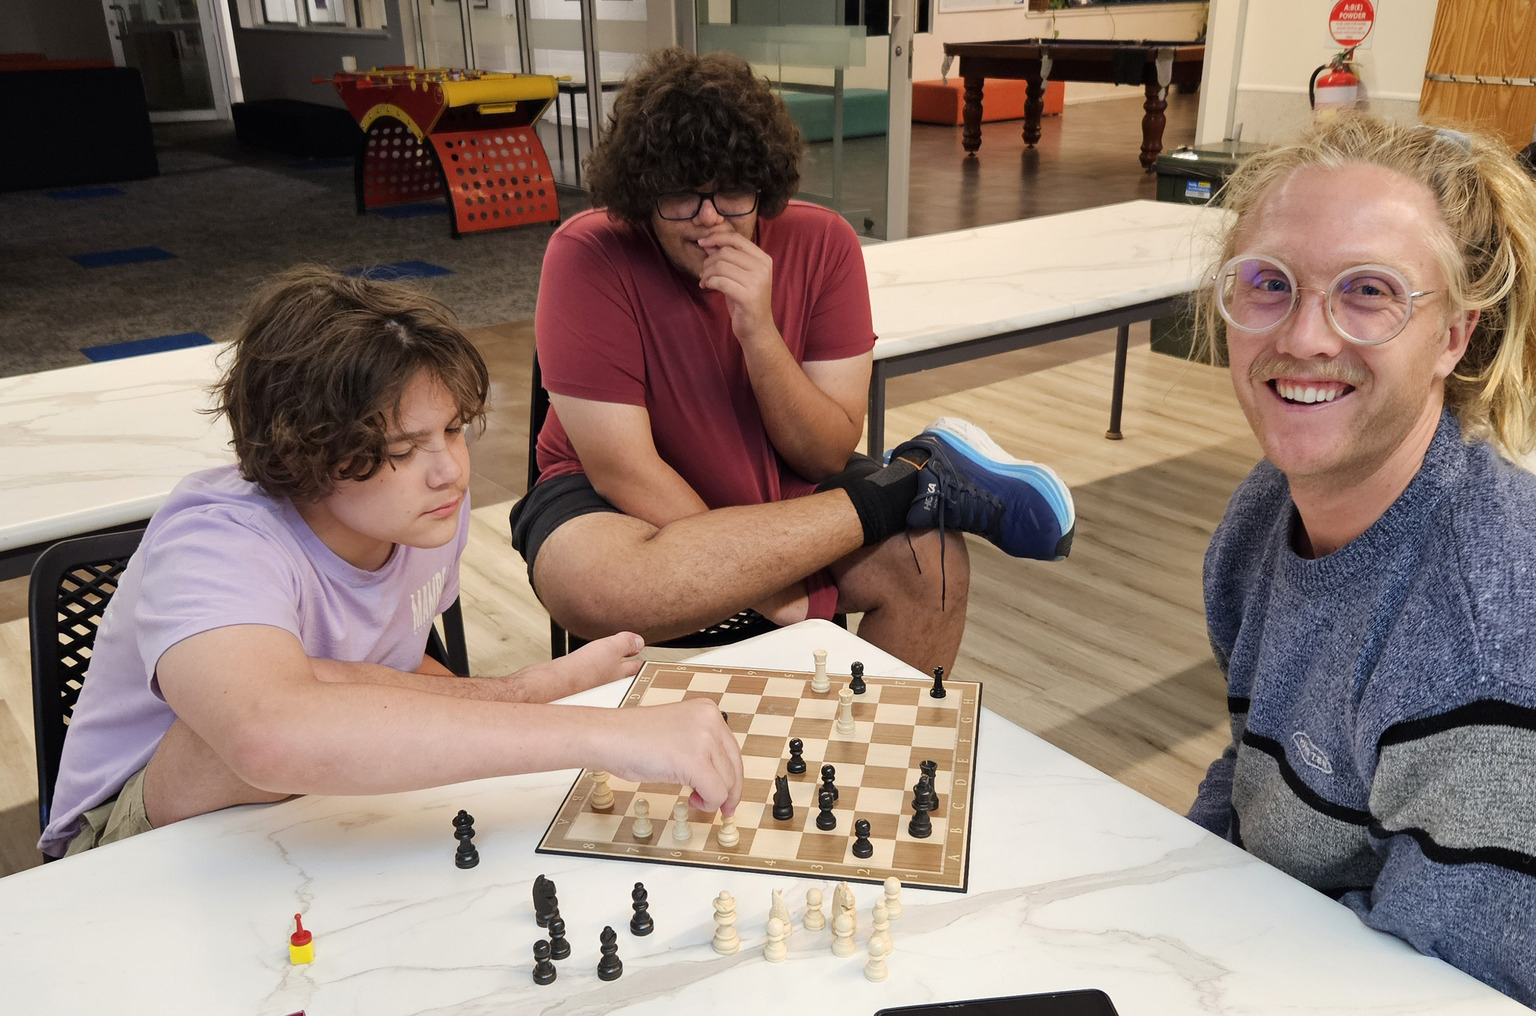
[
  {"left": 530, "top": 874, "right": 651, "bottom": 985},
  {"left": 774, "top": 747, "right": 942, "bottom": 847},
  {"left": 844, "top": 660, "right": 947, "bottom": 699}
]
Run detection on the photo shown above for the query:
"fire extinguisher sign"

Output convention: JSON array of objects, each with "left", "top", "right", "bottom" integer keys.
[{"left": 1330, "top": 0, "right": 1375, "bottom": 46}]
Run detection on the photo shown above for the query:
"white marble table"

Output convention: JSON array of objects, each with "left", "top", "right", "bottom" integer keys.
[
  {"left": 0, "top": 621, "right": 1520, "bottom": 1015},
  {"left": 864, "top": 199, "right": 1224, "bottom": 451},
  {"left": 0, "top": 342, "right": 230, "bottom": 577}
]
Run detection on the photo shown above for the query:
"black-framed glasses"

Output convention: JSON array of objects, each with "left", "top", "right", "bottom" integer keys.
[
  {"left": 1215, "top": 254, "right": 1437, "bottom": 347},
  {"left": 654, "top": 190, "right": 760, "bottom": 221}
]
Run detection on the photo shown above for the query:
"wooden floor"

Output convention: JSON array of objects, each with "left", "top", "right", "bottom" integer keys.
[{"left": 0, "top": 92, "right": 1257, "bottom": 878}]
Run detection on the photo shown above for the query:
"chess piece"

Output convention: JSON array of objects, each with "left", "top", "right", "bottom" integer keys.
[
  {"left": 453, "top": 809, "right": 479, "bottom": 869},
  {"left": 836, "top": 686, "right": 855, "bottom": 734},
  {"left": 833, "top": 879, "right": 854, "bottom": 916},
  {"left": 865, "top": 935, "right": 889, "bottom": 982},
  {"left": 831, "top": 910, "right": 856, "bottom": 957},
  {"left": 631, "top": 798, "right": 654, "bottom": 839},
  {"left": 671, "top": 799, "right": 693, "bottom": 843},
  {"left": 764, "top": 916, "right": 788, "bottom": 962},
  {"left": 532, "top": 939, "right": 557, "bottom": 985},
  {"left": 820, "top": 763, "right": 839, "bottom": 803},
  {"left": 851, "top": 818, "right": 874, "bottom": 859},
  {"left": 547, "top": 915, "right": 571, "bottom": 960},
  {"left": 883, "top": 876, "right": 904, "bottom": 919},
  {"left": 711, "top": 891, "right": 740, "bottom": 955},
  {"left": 770, "top": 888, "right": 793, "bottom": 940},
  {"left": 597, "top": 925, "right": 623, "bottom": 981},
  {"left": 589, "top": 770, "right": 615, "bottom": 811},
  {"left": 772, "top": 774, "right": 794, "bottom": 821},
  {"left": 717, "top": 813, "right": 740, "bottom": 847},
  {"left": 920, "top": 760, "right": 940, "bottom": 809},
  {"left": 804, "top": 888, "right": 826, "bottom": 931},
  {"left": 909, "top": 780, "right": 934, "bottom": 839},
  {"left": 785, "top": 737, "right": 807, "bottom": 775},
  {"left": 930, "top": 665, "right": 947, "bottom": 699},
  {"left": 872, "top": 901, "right": 893, "bottom": 955},
  {"left": 849, "top": 660, "right": 867, "bottom": 695},
  {"left": 816, "top": 787, "right": 838, "bottom": 830},
  {"left": 811, "top": 648, "right": 830, "bottom": 693},
  {"left": 911, "top": 773, "right": 937, "bottom": 813},
  {"left": 630, "top": 882, "right": 654, "bottom": 936},
  {"left": 533, "top": 875, "right": 558, "bottom": 928}
]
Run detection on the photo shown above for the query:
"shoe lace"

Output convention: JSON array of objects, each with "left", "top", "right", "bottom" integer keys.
[{"left": 905, "top": 476, "right": 1002, "bottom": 612}]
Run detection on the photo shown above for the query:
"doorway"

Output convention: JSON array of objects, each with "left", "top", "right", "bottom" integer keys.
[{"left": 100, "top": 0, "right": 234, "bottom": 121}]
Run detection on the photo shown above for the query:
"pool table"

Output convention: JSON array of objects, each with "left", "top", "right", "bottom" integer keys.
[{"left": 940, "top": 39, "right": 1206, "bottom": 170}]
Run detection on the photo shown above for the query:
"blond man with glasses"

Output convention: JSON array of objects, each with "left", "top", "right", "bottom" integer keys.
[{"left": 1189, "top": 113, "right": 1536, "bottom": 1005}]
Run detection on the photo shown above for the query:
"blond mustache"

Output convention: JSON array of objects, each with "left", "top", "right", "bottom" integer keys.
[{"left": 1247, "top": 356, "right": 1367, "bottom": 388}]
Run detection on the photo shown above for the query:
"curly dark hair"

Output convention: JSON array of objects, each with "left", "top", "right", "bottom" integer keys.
[
  {"left": 584, "top": 48, "right": 804, "bottom": 225},
  {"left": 210, "top": 265, "right": 489, "bottom": 504}
]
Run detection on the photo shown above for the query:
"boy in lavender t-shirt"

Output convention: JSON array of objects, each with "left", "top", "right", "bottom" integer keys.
[{"left": 41, "top": 266, "right": 743, "bottom": 858}]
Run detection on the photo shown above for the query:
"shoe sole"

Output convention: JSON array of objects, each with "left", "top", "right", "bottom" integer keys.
[{"left": 926, "top": 417, "right": 1076, "bottom": 535}]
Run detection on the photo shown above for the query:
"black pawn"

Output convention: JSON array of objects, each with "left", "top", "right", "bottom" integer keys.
[
  {"left": 453, "top": 809, "right": 479, "bottom": 868},
  {"left": 786, "top": 737, "right": 807, "bottom": 775},
  {"left": 532, "top": 939, "right": 557, "bottom": 985},
  {"left": 820, "top": 763, "right": 839, "bottom": 803},
  {"left": 849, "top": 661, "right": 867, "bottom": 695},
  {"left": 547, "top": 915, "right": 571, "bottom": 960},
  {"left": 930, "top": 665, "right": 947, "bottom": 699},
  {"left": 852, "top": 818, "right": 874, "bottom": 858},
  {"left": 772, "top": 774, "right": 794, "bottom": 821},
  {"left": 630, "top": 882, "right": 654, "bottom": 936},
  {"left": 816, "top": 787, "right": 838, "bottom": 830},
  {"left": 597, "top": 925, "right": 624, "bottom": 981}
]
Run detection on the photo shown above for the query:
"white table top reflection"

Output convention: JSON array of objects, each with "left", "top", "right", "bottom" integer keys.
[{"left": 0, "top": 621, "right": 1521, "bottom": 1015}]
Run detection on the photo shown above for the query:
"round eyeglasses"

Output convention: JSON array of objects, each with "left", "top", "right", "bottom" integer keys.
[
  {"left": 1215, "top": 254, "right": 1436, "bottom": 347},
  {"left": 654, "top": 189, "right": 759, "bottom": 221}
]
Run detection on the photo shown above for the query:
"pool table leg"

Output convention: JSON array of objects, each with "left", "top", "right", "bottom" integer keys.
[
  {"left": 1022, "top": 75, "right": 1045, "bottom": 147},
  {"left": 1140, "top": 81, "right": 1169, "bottom": 171},
  {"left": 961, "top": 76, "right": 984, "bottom": 156}
]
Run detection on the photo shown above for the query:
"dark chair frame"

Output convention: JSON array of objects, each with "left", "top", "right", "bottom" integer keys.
[
  {"left": 29, "top": 527, "right": 470, "bottom": 854},
  {"left": 527, "top": 351, "right": 842, "bottom": 659}
]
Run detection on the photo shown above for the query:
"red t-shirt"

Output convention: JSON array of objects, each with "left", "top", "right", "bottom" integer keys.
[{"left": 534, "top": 201, "right": 876, "bottom": 508}]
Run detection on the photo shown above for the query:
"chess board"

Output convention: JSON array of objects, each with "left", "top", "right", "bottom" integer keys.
[{"left": 537, "top": 660, "right": 981, "bottom": 892}]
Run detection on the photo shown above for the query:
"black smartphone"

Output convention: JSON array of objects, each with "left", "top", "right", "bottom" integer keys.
[{"left": 876, "top": 989, "right": 1120, "bottom": 1016}]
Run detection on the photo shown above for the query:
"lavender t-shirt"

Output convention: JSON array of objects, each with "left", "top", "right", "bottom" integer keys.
[{"left": 39, "top": 465, "right": 467, "bottom": 856}]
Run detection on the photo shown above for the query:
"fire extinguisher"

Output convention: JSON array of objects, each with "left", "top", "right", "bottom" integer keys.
[{"left": 1310, "top": 47, "right": 1359, "bottom": 115}]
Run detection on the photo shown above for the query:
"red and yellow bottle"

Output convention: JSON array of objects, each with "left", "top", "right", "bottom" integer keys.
[{"left": 289, "top": 914, "right": 314, "bottom": 964}]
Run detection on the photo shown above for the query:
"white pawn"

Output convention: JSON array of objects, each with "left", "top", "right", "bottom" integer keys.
[
  {"left": 811, "top": 648, "right": 831, "bottom": 693},
  {"left": 711, "top": 891, "right": 740, "bottom": 955},
  {"left": 836, "top": 686, "right": 855, "bottom": 734},
  {"left": 770, "top": 888, "right": 793, "bottom": 940},
  {"left": 589, "top": 770, "right": 614, "bottom": 811},
  {"left": 764, "top": 916, "right": 788, "bottom": 963},
  {"left": 865, "top": 935, "right": 889, "bottom": 982},
  {"left": 716, "top": 813, "right": 740, "bottom": 847},
  {"left": 804, "top": 888, "right": 826, "bottom": 931},
  {"left": 631, "top": 798, "right": 653, "bottom": 839},
  {"left": 872, "top": 900, "right": 893, "bottom": 954},
  {"left": 883, "top": 876, "right": 904, "bottom": 919},
  {"left": 831, "top": 910, "right": 856, "bottom": 957},
  {"left": 671, "top": 799, "right": 692, "bottom": 843}
]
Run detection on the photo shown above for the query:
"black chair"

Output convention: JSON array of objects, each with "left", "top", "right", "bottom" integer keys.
[
  {"left": 29, "top": 528, "right": 471, "bottom": 849},
  {"left": 528, "top": 351, "right": 843, "bottom": 658}
]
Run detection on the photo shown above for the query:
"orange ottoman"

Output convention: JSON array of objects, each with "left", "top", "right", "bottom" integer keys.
[{"left": 911, "top": 78, "right": 1063, "bottom": 125}]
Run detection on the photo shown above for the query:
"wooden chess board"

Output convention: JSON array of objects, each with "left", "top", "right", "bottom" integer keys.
[{"left": 536, "top": 660, "right": 981, "bottom": 892}]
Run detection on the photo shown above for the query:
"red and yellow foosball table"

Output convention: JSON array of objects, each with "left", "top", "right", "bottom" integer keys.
[{"left": 323, "top": 67, "right": 560, "bottom": 237}]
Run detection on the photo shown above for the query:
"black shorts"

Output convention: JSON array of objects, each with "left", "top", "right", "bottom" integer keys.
[{"left": 508, "top": 472, "right": 620, "bottom": 582}]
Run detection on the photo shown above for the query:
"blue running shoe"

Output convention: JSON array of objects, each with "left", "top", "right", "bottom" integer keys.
[{"left": 891, "top": 418, "right": 1075, "bottom": 560}]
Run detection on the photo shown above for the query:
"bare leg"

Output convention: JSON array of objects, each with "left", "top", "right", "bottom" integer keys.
[
  {"left": 533, "top": 490, "right": 866, "bottom": 642},
  {"left": 142, "top": 718, "right": 290, "bottom": 828},
  {"left": 832, "top": 529, "right": 969, "bottom": 677}
]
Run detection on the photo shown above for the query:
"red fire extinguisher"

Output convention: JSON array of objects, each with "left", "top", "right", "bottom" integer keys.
[{"left": 1310, "top": 47, "right": 1359, "bottom": 114}]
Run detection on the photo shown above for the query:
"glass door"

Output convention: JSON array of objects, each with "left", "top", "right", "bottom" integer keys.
[
  {"left": 101, "top": 0, "right": 232, "bottom": 121},
  {"left": 413, "top": 0, "right": 471, "bottom": 68}
]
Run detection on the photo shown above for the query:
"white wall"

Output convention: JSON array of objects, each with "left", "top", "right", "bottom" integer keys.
[
  {"left": 913, "top": 1, "right": 1207, "bottom": 103},
  {"left": 1196, "top": 0, "right": 1436, "bottom": 145},
  {"left": 225, "top": 0, "right": 410, "bottom": 105},
  {"left": 6, "top": 0, "right": 113, "bottom": 61}
]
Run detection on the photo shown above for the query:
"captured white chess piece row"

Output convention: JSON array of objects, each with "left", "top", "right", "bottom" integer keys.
[{"left": 709, "top": 877, "right": 903, "bottom": 982}]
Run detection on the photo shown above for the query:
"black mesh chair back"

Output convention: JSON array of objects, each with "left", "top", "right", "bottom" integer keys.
[
  {"left": 28, "top": 527, "right": 145, "bottom": 843},
  {"left": 528, "top": 350, "right": 845, "bottom": 658}
]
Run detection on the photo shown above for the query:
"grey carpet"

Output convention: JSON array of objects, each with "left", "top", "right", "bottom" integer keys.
[{"left": 0, "top": 125, "right": 592, "bottom": 378}]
